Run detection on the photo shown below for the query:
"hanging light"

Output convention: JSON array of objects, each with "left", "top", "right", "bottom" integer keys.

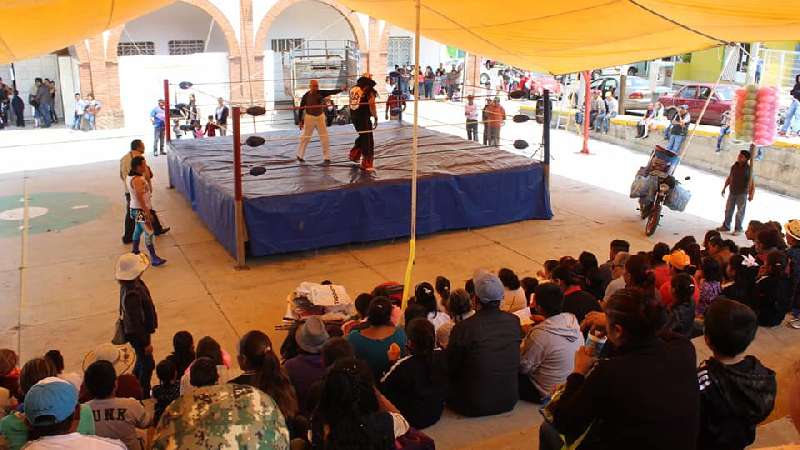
[
  {"left": 512, "top": 114, "right": 530, "bottom": 123},
  {"left": 513, "top": 140, "right": 529, "bottom": 150},
  {"left": 246, "top": 106, "right": 266, "bottom": 116},
  {"left": 508, "top": 90, "right": 527, "bottom": 100},
  {"left": 178, "top": 81, "right": 193, "bottom": 90}
]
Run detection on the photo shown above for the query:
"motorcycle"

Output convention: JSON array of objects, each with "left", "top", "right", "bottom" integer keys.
[{"left": 630, "top": 145, "right": 691, "bottom": 236}]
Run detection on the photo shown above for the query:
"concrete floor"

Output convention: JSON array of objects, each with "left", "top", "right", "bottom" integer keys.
[{"left": 1, "top": 100, "right": 799, "bottom": 448}]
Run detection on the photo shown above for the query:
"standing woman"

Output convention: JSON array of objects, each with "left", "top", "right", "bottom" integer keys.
[
  {"left": 348, "top": 75, "right": 379, "bottom": 171},
  {"left": 116, "top": 252, "right": 158, "bottom": 398},
  {"left": 752, "top": 250, "right": 792, "bottom": 327},
  {"left": 128, "top": 156, "right": 167, "bottom": 266},
  {"left": 188, "top": 94, "right": 198, "bottom": 124},
  {"left": 424, "top": 66, "right": 435, "bottom": 99}
]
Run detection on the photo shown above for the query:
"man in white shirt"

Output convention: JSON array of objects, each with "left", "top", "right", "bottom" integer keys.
[
  {"left": 22, "top": 377, "right": 126, "bottom": 449},
  {"left": 72, "top": 93, "right": 85, "bottom": 130},
  {"left": 464, "top": 95, "right": 479, "bottom": 142},
  {"left": 603, "top": 251, "right": 630, "bottom": 302}
]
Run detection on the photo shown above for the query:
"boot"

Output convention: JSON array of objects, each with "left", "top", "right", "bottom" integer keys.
[
  {"left": 147, "top": 244, "right": 167, "bottom": 266},
  {"left": 132, "top": 240, "right": 140, "bottom": 255}
]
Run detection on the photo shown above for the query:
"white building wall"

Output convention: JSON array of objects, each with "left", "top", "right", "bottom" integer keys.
[
  {"left": 262, "top": 1, "right": 356, "bottom": 102},
  {"left": 387, "top": 25, "right": 451, "bottom": 71},
  {"left": 253, "top": 0, "right": 280, "bottom": 33},
  {"left": 0, "top": 55, "right": 64, "bottom": 121},
  {"left": 118, "top": 53, "right": 230, "bottom": 130},
  {"left": 57, "top": 56, "right": 81, "bottom": 127},
  {"left": 121, "top": 2, "right": 229, "bottom": 55},
  {"left": 208, "top": 0, "right": 241, "bottom": 43}
]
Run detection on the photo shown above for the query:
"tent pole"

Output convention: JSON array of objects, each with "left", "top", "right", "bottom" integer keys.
[
  {"left": 401, "top": 0, "right": 422, "bottom": 307},
  {"left": 543, "top": 89, "right": 551, "bottom": 191},
  {"left": 164, "top": 80, "right": 171, "bottom": 142},
  {"left": 232, "top": 107, "right": 247, "bottom": 269},
  {"left": 581, "top": 71, "right": 590, "bottom": 154}
]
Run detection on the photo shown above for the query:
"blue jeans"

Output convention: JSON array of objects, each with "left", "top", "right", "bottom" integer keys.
[
  {"left": 716, "top": 126, "right": 730, "bottom": 151},
  {"left": 663, "top": 123, "right": 672, "bottom": 139},
  {"left": 130, "top": 208, "right": 154, "bottom": 246},
  {"left": 128, "top": 335, "right": 155, "bottom": 399},
  {"left": 424, "top": 80, "right": 433, "bottom": 98},
  {"left": 723, "top": 193, "right": 747, "bottom": 232},
  {"left": 72, "top": 113, "right": 82, "bottom": 130},
  {"left": 667, "top": 133, "right": 685, "bottom": 152},
  {"left": 601, "top": 112, "right": 616, "bottom": 133},
  {"left": 153, "top": 126, "right": 165, "bottom": 154},
  {"left": 85, "top": 113, "right": 95, "bottom": 130},
  {"left": 594, "top": 112, "right": 605, "bottom": 131},
  {"left": 781, "top": 99, "right": 799, "bottom": 133},
  {"left": 38, "top": 103, "right": 52, "bottom": 127}
]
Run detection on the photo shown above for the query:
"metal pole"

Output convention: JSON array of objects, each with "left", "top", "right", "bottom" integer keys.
[
  {"left": 543, "top": 89, "right": 551, "bottom": 191},
  {"left": 401, "top": 0, "right": 421, "bottom": 307},
  {"left": 581, "top": 71, "right": 591, "bottom": 154},
  {"left": 163, "top": 79, "right": 171, "bottom": 142},
  {"left": 232, "top": 106, "right": 247, "bottom": 269}
]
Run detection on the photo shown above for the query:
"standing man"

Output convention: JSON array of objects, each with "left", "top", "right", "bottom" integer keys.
[
  {"left": 447, "top": 65, "right": 461, "bottom": 100},
  {"left": 296, "top": 79, "right": 342, "bottom": 163},
  {"left": 718, "top": 150, "right": 755, "bottom": 236},
  {"left": 72, "top": 93, "right": 85, "bottom": 130},
  {"left": 150, "top": 99, "right": 166, "bottom": 156},
  {"left": 667, "top": 105, "right": 691, "bottom": 152},
  {"left": 215, "top": 97, "right": 229, "bottom": 136},
  {"left": 716, "top": 110, "right": 732, "bottom": 153},
  {"left": 34, "top": 78, "right": 53, "bottom": 128},
  {"left": 465, "top": 95, "right": 479, "bottom": 142},
  {"left": 485, "top": 97, "right": 506, "bottom": 147},
  {"left": 348, "top": 75, "right": 378, "bottom": 171},
  {"left": 482, "top": 98, "right": 492, "bottom": 146},
  {"left": 11, "top": 90, "right": 24, "bottom": 127},
  {"left": 121, "top": 139, "right": 169, "bottom": 244},
  {"left": 778, "top": 74, "right": 800, "bottom": 137},
  {"left": 46, "top": 79, "right": 57, "bottom": 123}
]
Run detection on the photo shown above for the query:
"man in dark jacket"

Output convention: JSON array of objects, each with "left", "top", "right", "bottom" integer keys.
[
  {"left": 447, "top": 269, "right": 521, "bottom": 416},
  {"left": 698, "top": 298, "right": 776, "bottom": 450},
  {"left": 116, "top": 252, "right": 158, "bottom": 398}
]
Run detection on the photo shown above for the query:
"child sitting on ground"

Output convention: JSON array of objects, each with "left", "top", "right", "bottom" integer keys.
[
  {"left": 152, "top": 359, "right": 180, "bottom": 424},
  {"left": 85, "top": 360, "right": 152, "bottom": 450},
  {"left": 698, "top": 298, "right": 776, "bottom": 450}
]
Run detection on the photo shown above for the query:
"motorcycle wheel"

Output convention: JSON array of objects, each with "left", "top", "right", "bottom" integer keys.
[{"left": 645, "top": 202, "right": 662, "bottom": 236}]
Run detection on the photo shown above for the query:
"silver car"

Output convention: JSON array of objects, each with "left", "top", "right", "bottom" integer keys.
[{"left": 591, "top": 76, "right": 672, "bottom": 113}]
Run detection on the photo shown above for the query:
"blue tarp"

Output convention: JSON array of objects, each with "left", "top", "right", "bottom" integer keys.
[{"left": 167, "top": 123, "right": 552, "bottom": 257}]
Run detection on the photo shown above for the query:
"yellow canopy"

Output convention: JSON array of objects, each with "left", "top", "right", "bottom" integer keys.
[
  {"left": 338, "top": 0, "right": 800, "bottom": 74},
  {"left": 0, "top": 0, "right": 171, "bottom": 63}
]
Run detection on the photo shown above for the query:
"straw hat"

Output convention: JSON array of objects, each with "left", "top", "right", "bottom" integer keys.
[
  {"left": 82, "top": 343, "right": 136, "bottom": 374},
  {"left": 785, "top": 220, "right": 800, "bottom": 241},
  {"left": 115, "top": 253, "right": 150, "bottom": 281}
]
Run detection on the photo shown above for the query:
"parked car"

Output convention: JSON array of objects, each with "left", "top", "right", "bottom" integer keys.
[
  {"left": 591, "top": 76, "right": 671, "bottom": 113},
  {"left": 658, "top": 83, "right": 735, "bottom": 126}
]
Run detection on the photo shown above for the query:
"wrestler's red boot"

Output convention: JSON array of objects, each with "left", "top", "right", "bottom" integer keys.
[
  {"left": 349, "top": 147, "right": 361, "bottom": 163},
  {"left": 360, "top": 158, "right": 374, "bottom": 172}
]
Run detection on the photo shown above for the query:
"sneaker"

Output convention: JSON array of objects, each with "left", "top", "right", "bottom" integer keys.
[{"left": 716, "top": 226, "right": 730, "bottom": 232}]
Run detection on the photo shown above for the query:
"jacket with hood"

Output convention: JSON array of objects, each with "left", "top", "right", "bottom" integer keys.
[
  {"left": 791, "top": 74, "right": 800, "bottom": 102},
  {"left": 519, "top": 312, "right": 582, "bottom": 398},
  {"left": 697, "top": 356, "right": 776, "bottom": 450}
]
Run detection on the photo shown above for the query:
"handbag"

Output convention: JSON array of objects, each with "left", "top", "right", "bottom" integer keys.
[{"left": 112, "top": 296, "right": 127, "bottom": 345}]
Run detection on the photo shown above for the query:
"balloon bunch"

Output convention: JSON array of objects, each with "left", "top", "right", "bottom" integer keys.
[{"left": 734, "top": 85, "right": 779, "bottom": 146}]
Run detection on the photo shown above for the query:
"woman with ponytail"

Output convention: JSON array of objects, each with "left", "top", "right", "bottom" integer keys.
[
  {"left": 231, "top": 330, "right": 300, "bottom": 436},
  {"left": 752, "top": 250, "right": 792, "bottom": 327},
  {"left": 434, "top": 276, "right": 451, "bottom": 311},
  {"left": 379, "top": 318, "right": 447, "bottom": 429},
  {"left": 314, "top": 358, "right": 409, "bottom": 450},
  {"left": 722, "top": 254, "right": 759, "bottom": 308},
  {"left": 539, "top": 288, "right": 698, "bottom": 450}
]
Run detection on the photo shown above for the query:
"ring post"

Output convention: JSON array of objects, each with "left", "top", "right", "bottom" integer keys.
[
  {"left": 581, "top": 71, "right": 591, "bottom": 154},
  {"left": 543, "top": 89, "right": 551, "bottom": 191},
  {"left": 164, "top": 79, "right": 171, "bottom": 142},
  {"left": 232, "top": 106, "right": 247, "bottom": 269}
]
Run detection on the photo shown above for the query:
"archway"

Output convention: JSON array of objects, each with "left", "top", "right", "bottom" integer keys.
[
  {"left": 253, "top": 0, "right": 367, "bottom": 106},
  {"left": 105, "top": 0, "right": 241, "bottom": 128}
]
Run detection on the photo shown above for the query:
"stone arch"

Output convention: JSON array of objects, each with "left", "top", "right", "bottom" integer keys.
[
  {"left": 253, "top": 0, "right": 368, "bottom": 56},
  {"left": 104, "top": 0, "right": 241, "bottom": 63}
]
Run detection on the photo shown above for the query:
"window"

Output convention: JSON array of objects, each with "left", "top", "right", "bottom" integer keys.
[
  {"left": 271, "top": 38, "right": 304, "bottom": 53},
  {"left": 168, "top": 40, "right": 205, "bottom": 55},
  {"left": 680, "top": 86, "right": 697, "bottom": 99},
  {"left": 698, "top": 87, "right": 712, "bottom": 100},
  {"left": 387, "top": 37, "right": 412, "bottom": 68},
  {"left": 116, "top": 41, "right": 155, "bottom": 56}
]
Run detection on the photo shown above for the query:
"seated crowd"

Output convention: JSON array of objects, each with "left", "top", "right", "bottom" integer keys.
[{"left": 0, "top": 218, "right": 797, "bottom": 450}]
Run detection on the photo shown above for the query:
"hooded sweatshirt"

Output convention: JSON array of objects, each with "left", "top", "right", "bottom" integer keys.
[
  {"left": 519, "top": 312, "right": 582, "bottom": 398},
  {"left": 697, "top": 356, "right": 776, "bottom": 450},
  {"left": 791, "top": 74, "right": 800, "bottom": 102}
]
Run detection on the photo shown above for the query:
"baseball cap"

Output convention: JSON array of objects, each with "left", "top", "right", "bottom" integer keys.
[
  {"left": 663, "top": 250, "right": 691, "bottom": 270},
  {"left": 472, "top": 269, "right": 504, "bottom": 304},
  {"left": 24, "top": 377, "right": 78, "bottom": 426}
]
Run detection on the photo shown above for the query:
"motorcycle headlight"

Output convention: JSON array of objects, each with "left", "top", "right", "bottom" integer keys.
[{"left": 659, "top": 183, "right": 670, "bottom": 193}]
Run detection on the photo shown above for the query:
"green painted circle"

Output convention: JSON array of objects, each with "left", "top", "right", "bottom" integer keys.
[{"left": 0, "top": 192, "right": 111, "bottom": 238}]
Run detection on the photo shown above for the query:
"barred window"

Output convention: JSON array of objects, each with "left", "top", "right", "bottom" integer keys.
[
  {"left": 271, "top": 38, "right": 304, "bottom": 53},
  {"left": 168, "top": 40, "right": 205, "bottom": 55},
  {"left": 117, "top": 41, "right": 155, "bottom": 56}
]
